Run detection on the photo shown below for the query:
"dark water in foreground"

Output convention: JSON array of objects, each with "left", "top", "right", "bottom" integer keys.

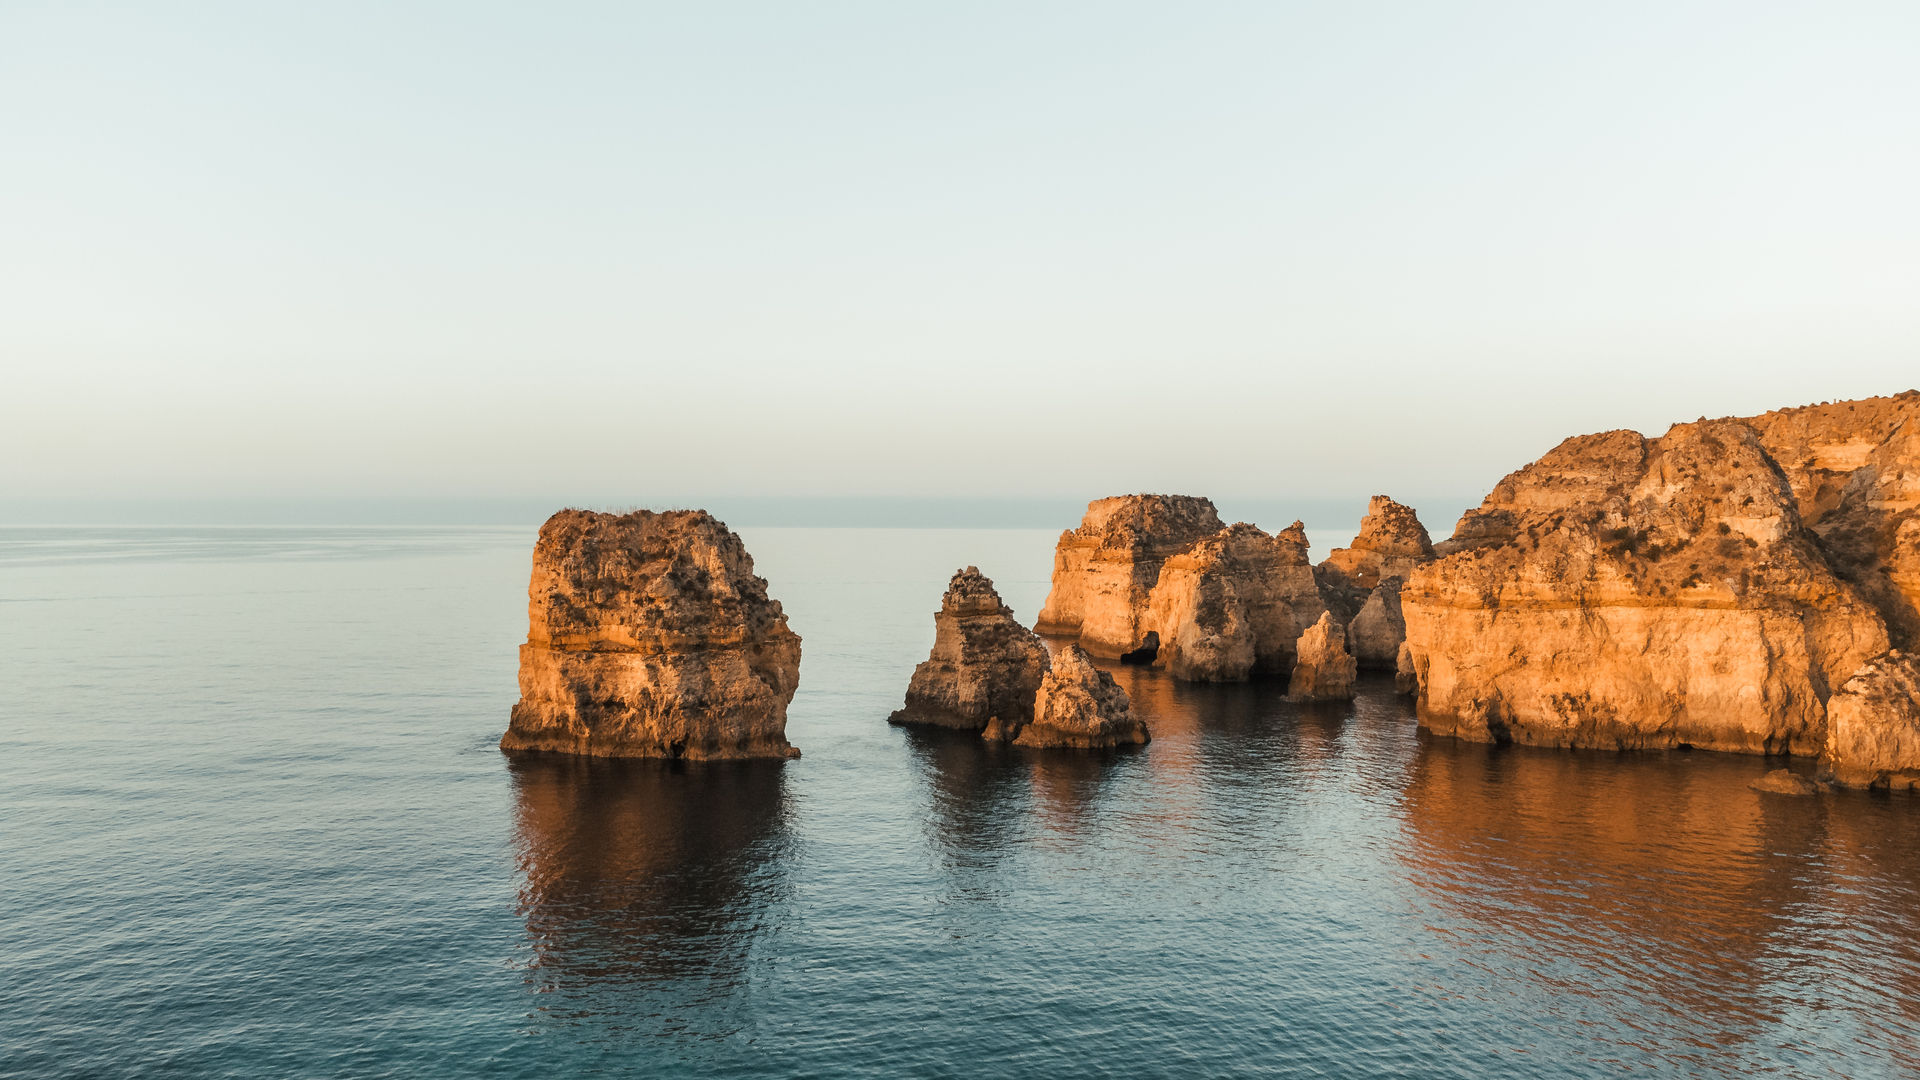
[{"left": 5, "top": 526, "right": 1920, "bottom": 1078}]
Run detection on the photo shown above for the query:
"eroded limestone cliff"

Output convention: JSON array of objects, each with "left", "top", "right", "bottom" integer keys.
[
  {"left": 890, "top": 567, "right": 1050, "bottom": 731},
  {"left": 1038, "top": 495, "right": 1324, "bottom": 682},
  {"left": 503, "top": 509, "right": 803, "bottom": 760},
  {"left": 1826, "top": 650, "right": 1920, "bottom": 790},
  {"left": 1035, "top": 495, "right": 1223, "bottom": 654},
  {"left": 1401, "top": 418, "right": 1890, "bottom": 757},
  {"left": 1315, "top": 496, "right": 1435, "bottom": 669}
]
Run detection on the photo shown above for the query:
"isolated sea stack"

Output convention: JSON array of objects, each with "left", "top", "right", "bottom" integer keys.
[
  {"left": 999, "top": 644, "right": 1149, "bottom": 748},
  {"left": 1314, "top": 496, "right": 1436, "bottom": 669},
  {"left": 890, "top": 567, "right": 1050, "bottom": 731},
  {"left": 1288, "top": 611, "right": 1357, "bottom": 701},
  {"left": 1401, "top": 396, "right": 1920, "bottom": 769},
  {"left": 1037, "top": 495, "right": 1325, "bottom": 681},
  {"left": 502, "top": 509, "right": 803, "bottom": 760}
]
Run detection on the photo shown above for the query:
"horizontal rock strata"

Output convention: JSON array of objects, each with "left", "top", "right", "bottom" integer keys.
[
  {"left": 503, "top": 509, "right": 802, "bottom": 760},
  {"left": 1401, "top": 413, "right": 1894, "bottom": 760}
]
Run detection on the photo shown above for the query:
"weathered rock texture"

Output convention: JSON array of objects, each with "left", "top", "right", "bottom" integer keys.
[
  {"left": 1315, "top": 496, "right": 1437, "bottom": 670},
  {"left": 1750, "top": 768, "right": 1822, "bottom": 796},
  {"left": 1289, "top": 611, "right": 1357, "bottom": 701},
  {"left": 890, "top": 567, "right": 1050, "bottom": 731},
  {"left": 1741, "top": 394, "right": 1920, "bottom": 650},
  {"left": 1402, "top": 410, "right": 1898, "bottom": 760},
  {"left": 1037, "top": 495, "right": 1325, "bottom": 681},
  {"left": 1825, "top": 650, "right": 1920, "bottom": 789},
  {"left": 1142, "top": 522, "right": 1327, "bottom": 680},
  {"left": 503, "top": 509, "right": 802, "bottom": 760},
  {"left": 1035, "top": 495, "right": 1224, "bottom": 655},
  {"left": 998, "top": 644, "right": 1150, "bottom": 749}
]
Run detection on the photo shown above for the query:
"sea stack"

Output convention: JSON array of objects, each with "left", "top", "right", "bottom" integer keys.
[
  {"left": 1289, "top": 611, "right": 1357, "bottom": 701},
  {"left": 1400, "top": 414, "right": 1892, "bottom": 757},
  {"left": 1314, "top": 495, "right": 1435, "bottom": 669},
  {"left": 890, "top": 567, "right": 1050, "bottom": 731},
  {"left": 502, "top": 509, "right": 803, "bottom": 760},
  {"left": 999, "top": 644, "right": 1149, "bottom": 749},
  {"left": 1036, "top": 495, "right": 1325, "bottom": 682},
  {"left": 1035, "top": 494, "right": 1224, "bottom": 655}
]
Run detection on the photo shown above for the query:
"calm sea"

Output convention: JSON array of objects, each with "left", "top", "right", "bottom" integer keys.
[{"left": 5, "top": 524, "right": 1919, "bottom": 1078}]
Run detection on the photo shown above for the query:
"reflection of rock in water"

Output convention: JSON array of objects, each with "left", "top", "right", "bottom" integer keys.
[
  {"left": 1399, "top": 740, "right": 1837, "bottom": 1051},
  {"left": 507, "top": 753, "right": 793, "bottom": 998}
]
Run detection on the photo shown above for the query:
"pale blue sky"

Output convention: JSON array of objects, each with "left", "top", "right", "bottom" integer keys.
[{"left": 4, "top": 1, "right": 1917, "bottom": 504}]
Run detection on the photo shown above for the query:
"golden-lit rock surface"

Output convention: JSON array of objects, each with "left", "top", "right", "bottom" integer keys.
[
  {"left": 502, "top": 509, "right": 802, "bottom": 760},
  {"left": 1289, "top": 611, "right": 1357, "bottom": 700},
  {"left": 1402, "top": 417, "right": 1889, "bottom": 757},
  {"left": 1037, "top": 495, "right": 1324, "bottom": 681},
  {"left": 1317, "top": 496, "right": 1436, "bottom": 670},
  {"left": 1742, "top": 392, "right": 1920, "bottom": 649},
  {"left": 890, "top": 567, "right": 1050, "bottom": 731},
  {"left": 1318, "top": 495, "right": 1436, "bottom": 594},
  {"left": 1006, "top": 644, "right": 1149, "bottom": 749},
  {"left": 1035, "top": 494, "right": 1224, "bottom": 655},
  {"left": 1826, "top": 650, "right": 1920, "bottom": 790},
  {"left": 1140, "top": 522, "right": 1327, "bottom": 681}
]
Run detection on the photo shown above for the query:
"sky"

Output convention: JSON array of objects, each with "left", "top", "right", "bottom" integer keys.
[{"left": 4, "top": 1, "right": 1917, "bottom": 511}]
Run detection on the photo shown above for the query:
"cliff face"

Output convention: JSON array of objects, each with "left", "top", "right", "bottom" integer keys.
[
  {"left": 503, "top": 509, "right": 803, "bottom": 760},
  {"left": 1401, "top": 419, "right": 1890, "bottom": 756},
  {"left": 1035, "top": 495, "right": 1224, "bottom": 655},
  {"left": 1741, "top": 393, "right": 1920, "bottom": 649},
  {"left": 1315, "top": 496, "right": 1435, "bottom": 669},
  {"left": 890, "top": 567, "right": 1050, "bottom": 731},
  {"left": 1141, "top": 522, "right": 1326, "bottom": 681},
  {"left": 1825, "top": 650, "right": 1920, "bottom": 789},
  {"left": 1037, "top": 495, "right": 1324, "bottom": 682},
  {"left": 1003, "top": 644, "right": 1149, "bottom": 749}
]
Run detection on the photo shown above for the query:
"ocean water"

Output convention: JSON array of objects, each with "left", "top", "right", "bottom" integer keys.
[{"left": 5, "top": 524, "right": 1920, "bottom": 1079}]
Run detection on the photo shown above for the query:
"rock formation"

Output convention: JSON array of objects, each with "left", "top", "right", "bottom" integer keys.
[
  {"left": 503, "top": 509, "right": 803, "bottom": 760},
  {"left": 1289, "top": 611, "right": 1357, "bottom": 701},
  {"left": 1141, "top": 522, "right": 1327, "bottom": 680},
  {"left": 1750, "top": 768, "right": 1822, "bottom": 796},
  {"left": 1825, "top": 650, "right": 1920, "bottom": 789},
  {"left": 1037, "top": 495, "right": 1325, "bottom": 681},
  {"left": 995, "top": 644, "right": 1150, "bottom": 749},
  {"left": 1741, "top": 394, "right": 1920, "bottom": 650},
  {"left": 1315, "top": 496, "right": 1436, "bottom": 669},
  {"left": 1401, "top": 416, "right": 1891, "bottom": 758},
  {"left": 1035, "top": 494, "right": 1224, "bottom": 655},
  {"left": 890, "top": 567, "right": 1050, "bottom": 731}
]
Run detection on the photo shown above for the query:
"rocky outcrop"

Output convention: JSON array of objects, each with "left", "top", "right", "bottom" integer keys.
[
  {"left": 890, "top": 567, "right": 1050, "bottom": 731},
  {"left": 1289, "top": 611, "right": 1357, "bottom": 701},
  {"left": 503, "top": 509, "right": 803, "bottom": 760},
  {"left": 1315, "top": 496, "right": 1435, "bottom": 669},
  {"left": 1750, "top": 769, "right": 1822, "bottom": 796},
  {"left": 993, "top": 644, "right": 1149, "bottom": 749},
  {"left": 1402, "top": 418, "right": 1890, "bottom": 757},
  {"left": 1035, "top": 495, "right": 1224, "bottom": 655},
  {"left": 1825, "top": 650, "right": 1920, "bottom": 789},
  {"left": 1140, "top": 522, "right": 1327, "bottom": 680},
  {"left": 1037, "top": 495, "right": 1325, "bottom": 681},
  {"left": 1741, "top": 393, "right": 1920, "bottom": 649}
]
